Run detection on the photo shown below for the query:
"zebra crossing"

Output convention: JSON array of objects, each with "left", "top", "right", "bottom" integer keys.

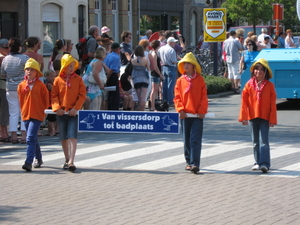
[{"left": 1, "top": 135, "right": 300, "bottom": 178}]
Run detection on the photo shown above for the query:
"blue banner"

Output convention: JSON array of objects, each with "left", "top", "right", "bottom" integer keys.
[{"left": 78, "top": 110, "right": 180, "bottom": 134}]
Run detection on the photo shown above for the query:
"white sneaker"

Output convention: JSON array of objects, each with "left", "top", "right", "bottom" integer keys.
[{"left": 252, "top": 164, "right": 259, "bottom": 170}]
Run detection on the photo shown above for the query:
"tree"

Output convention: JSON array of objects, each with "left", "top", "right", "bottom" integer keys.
[
  {"left": 222, "top": 0, "right": 273, "bottom": 34},
  {"left": 277, "top": 0, "right": 300, "bottom": 32}
]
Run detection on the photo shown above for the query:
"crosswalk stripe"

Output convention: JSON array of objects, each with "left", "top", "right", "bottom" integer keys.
[
  {"left": 75, "top": 141, "right": 183, "bottom": 167},
  {"left": 2, "top": 142, "right": 132, "bottom": 165},
  {"left": 125, "top": 142, "right": 252, "bottom": 170}
]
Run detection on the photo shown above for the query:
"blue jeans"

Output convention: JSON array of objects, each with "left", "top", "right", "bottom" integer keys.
[
  {"left": 24, "top": 119, "right": 42, "bottom": 164},
  {"left": 249, "top": 118, "right": 270, "bottom": 169},
  {"left": 181, "top": 118, "right": 203, "bottom": 167},
  {"left": 162, "top": 65, "right": 177, "bottom": 105}
]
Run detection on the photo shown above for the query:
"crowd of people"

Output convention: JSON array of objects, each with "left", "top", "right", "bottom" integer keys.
[{"left": 220, "top": 28, "right": 296, "bottom": 94}]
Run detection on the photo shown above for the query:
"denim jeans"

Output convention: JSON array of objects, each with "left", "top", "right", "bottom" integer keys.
[
  {"left": 56, "top": 115, "right": 78, "bottom": 140},
  {"left": 249, "top": 118, "right": 270, "bottom": 169},
  {"left": 162, "top": 65, "right": 177, "bottom": 105},
  {"left": 24, "top": 119, "right": 42, "bottom": 164},
  {"left": 181, "top": 118, "right": 203, "bottom": 167}
]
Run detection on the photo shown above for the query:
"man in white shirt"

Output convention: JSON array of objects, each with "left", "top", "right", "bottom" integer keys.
[{"left": 258, "top": 28, "right": 274, "bottom": 48}]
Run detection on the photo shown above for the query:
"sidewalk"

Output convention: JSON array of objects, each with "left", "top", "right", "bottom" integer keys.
[{"left": 1, "top": 164, "right": 300, "bottom": 224}]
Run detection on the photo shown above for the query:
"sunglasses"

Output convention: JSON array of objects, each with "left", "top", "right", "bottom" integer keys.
[
  {"left": 247, "top": 44, "right": 252, "bottom": 46},
  {"left": 2, "top": 46, "right": 9, "bottom": 49}
]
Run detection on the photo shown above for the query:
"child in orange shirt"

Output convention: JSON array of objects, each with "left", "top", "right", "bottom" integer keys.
[
  {"left": 51, "top": 54, "right": 86, "bottom": 172},
  {"left": 18, "top": 58, "right": 49, "bottom": 172},
  {"left": 174, "top": 52, "right": 208, "bottom": 174},
  {"left": 239, "top": 58, "right": 277, "bottom": 173}
]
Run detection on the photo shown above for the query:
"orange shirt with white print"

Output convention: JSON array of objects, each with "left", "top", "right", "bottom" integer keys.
[
  {"left": 239, "top": 81, "right": 277, "bottom": 124},
  {"left": 17, "top": 80, "right": 49, "bottom": 122},
  {"left": 51, "top": 73, "right": 86, "bottom": 112},
  {"left": 174, "top": 75, "right": 208, "bottom": 115}
]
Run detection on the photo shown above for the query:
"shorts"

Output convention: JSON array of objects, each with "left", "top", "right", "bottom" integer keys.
[
  {"left": 134, "top": 82, "right": 149, "bottom": 89},
  {"left": 227, "top": 61, "right": 241, "bottom": 79},
  {"left": 56, "top": 115, "right": 78, "bottom": 140},
  {"left": 151, "top": 76, "right": 160, "bottom": 84}
]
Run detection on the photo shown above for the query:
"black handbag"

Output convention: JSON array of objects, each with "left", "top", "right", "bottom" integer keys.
[{"left": 125, "top": 60, "right": 133, "bottom": 75}]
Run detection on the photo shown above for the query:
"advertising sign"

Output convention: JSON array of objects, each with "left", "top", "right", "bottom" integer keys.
[
  {"left": 78, "top": 110, "right": 180, "bottom": 134},
  {"left": 203, "top": 8, "right": 226, "bottom": 42}
]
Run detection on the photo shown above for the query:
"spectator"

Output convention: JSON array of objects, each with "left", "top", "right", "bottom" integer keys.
[
  {"left": 0, "top": 38, "right": 10, "bottom": 142},
  {"left": 48, "top": 38, "right": 67, "bottom": 70},
  {"left": 18, "top": 58, "right": 49, "bottom": 171},
  {"left": 85, "top": 25, "right": 100, "bottom": 69},
  {"left": 120, "top": 72, "right": 134, "bottom": 111},
  {"left": 140, "top": 30, "right": 152, "bottom": 40},
  {"left": 285, "top": 29, "right": 296, "bottom": 48},
  {"left": 1, "top": 37, "right": 28, "bottom": 143},
  {"left": 103, "top": 43, "right": 121, "bottom": 110},
  {"left": 278, "top": 32, "right": 285, "bottom": 48},
  {"left": 239, "top": 40, "right": 259, "bottom": 74},
  {"left": 120, "top": 31, "right": 133, "bottom": 67},
  {"left": 23, "top": 36, "right": 44, "bottom": 71},
  {"left": 149, "top": 40, "right": 164, "bottom": 111},
  {"left": 158, "top": 37, "right": 178, "bottom": 105},
  {"left": 224, "top": 30, "right": 243, "bottom": 93},
  {"left": 131, "top": 45, "right": 149, "bottom": 111},
  {"left": 258, "top": 28, "right": 274, "bottom": 48}
]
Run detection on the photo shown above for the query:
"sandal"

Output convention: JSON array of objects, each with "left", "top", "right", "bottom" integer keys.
[
  {"left": 185, "top": 165, "right": 191, "bottom": 170},
  {"left": 11, "top": 139, "right": 18, "bottom": 144},
  {"left": 0, "top": 137, "right": 11, "bottom": 142},
  {"left": 68, "top": 163, "right": 76, "bottom": 172},
  {"left": 190, "top": 166, "right": 199, "bottom": 174},
  {"left": 63, "top": 161, "right": 69, "bottom": 170}
]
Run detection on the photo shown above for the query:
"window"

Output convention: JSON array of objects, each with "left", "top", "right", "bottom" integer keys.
[
  {"left": 0, "top": 12, "right": 18, "bottom": 39},
  {"left": 42, "top": 3, "right": 61, "bottom": 55},
  {"left": 94, "top": 0, "right": 102, "bottom": 28},
  {"left": 112, "top": 0, "right": 117, "bottom": 11},
  {"left": 111, "top": 0, "right": 118, "bottom": 42},
  {"left": 127, "top": 0, "right": 132, "bottom": 33}
]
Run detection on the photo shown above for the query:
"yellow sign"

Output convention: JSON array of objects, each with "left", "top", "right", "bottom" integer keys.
[{"left": 203, "top": 8, "right": 226, "bottom": 42}]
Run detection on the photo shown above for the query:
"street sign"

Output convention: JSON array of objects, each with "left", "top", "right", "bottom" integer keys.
[
  {"left": 203, "top": 8, "right": 226, "bottom": 42},
  {"left": 78, "top": 110, "right": 180, "bottom": 134}
]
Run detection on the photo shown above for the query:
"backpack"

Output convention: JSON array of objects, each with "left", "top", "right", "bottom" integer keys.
[{"left": 75, "top": 36, "right": 91, "bottom": 62}]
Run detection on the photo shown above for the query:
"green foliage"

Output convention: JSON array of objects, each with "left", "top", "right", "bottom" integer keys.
[
  {"left": 204, "top": 75, "right": 232, "bottom": 95},
  {"left": 277, "top": 0, "right": 300, "bottom": 31},
  {"left": 222, "top": 0, "right": 273, "bottom": 33}
]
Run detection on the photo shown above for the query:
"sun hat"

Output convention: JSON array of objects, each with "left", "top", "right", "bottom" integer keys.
[
  {"left": 0, "top": 39, "right": 8, "bottom": 48},
  {"left": 167, "top": 37, "right": 178, "bottom": 43},
  {"left": 97, "top": 36, "right": 113, "bottom": 46},
  {"left": 24, "top": 58, "right": 43, "bottom": 77},
  {"left": 101, "top": 26, "right": 110, "bottom": 34},
  {"left": 59, "top": 54, "right": 79, "bottom": 75},
  {"left": 250, "top": 58, "right": 273, "bottom": 79},
  {"left": 178, "top": 52, "right": 201, "bottom": 75}
]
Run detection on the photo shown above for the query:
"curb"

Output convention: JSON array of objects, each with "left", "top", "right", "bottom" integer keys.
[{"left": 208, "top": 91, "right": 236, "bottom": 98}]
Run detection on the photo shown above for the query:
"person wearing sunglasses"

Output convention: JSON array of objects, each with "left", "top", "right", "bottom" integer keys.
[{"left": 239, "top": 40, "right": 259, "bottom": 76}]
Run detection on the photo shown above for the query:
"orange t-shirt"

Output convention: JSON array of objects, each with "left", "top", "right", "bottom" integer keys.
[
  {"left": 17, "top": 80, "right": 49, "bottom": 121},
  {"left": 174, "top": 75, "right": 208, "bottom": 115},
  {"left": 51, "top": 74, "right": 86, "bottom": 112},
  {"left": 239, "top": 81, "right": 277, "bottom": 124}
]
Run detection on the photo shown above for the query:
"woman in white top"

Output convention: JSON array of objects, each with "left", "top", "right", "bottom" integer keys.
[{"left": 285, "top": 29, "right": 296, "bottom": 48}]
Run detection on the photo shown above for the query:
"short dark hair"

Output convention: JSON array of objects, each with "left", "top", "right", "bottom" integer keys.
[
  {"left": 24, "top": 36, "right": 39, "bottom": 49},
  {"left": 229, "top": 30, "right": 236, "bottom": 36}
]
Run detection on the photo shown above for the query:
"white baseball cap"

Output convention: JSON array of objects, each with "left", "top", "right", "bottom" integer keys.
[{"left": 167, "top": 37, "right": 178, "bottom": 43}]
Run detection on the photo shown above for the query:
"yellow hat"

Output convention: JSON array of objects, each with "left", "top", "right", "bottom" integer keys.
[
  {"left": 250, "top": 58, "right": 273, "bottom": 79},
  {"left": 178, "top": 52, "right": 201, "bottom": 75},
  {"left": 59, "top": 54, "right": 79, "bottom": 75},
  {"left": 24, "top": 58, "right": 43, "bottom": 77}
]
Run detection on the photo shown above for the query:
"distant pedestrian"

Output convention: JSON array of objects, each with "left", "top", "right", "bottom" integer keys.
[
  {"left": 18, "top": 58, "right": 49, "bottom": 172},
  {"left": 174, "top": 52, "right": 208, "bottom": 174},
  {"left": 239, "top": 58, "right": 277, "bottom": 173},
  {"left": 285, "top": 29, "right": 296, "bottom": 48},
  {"left": 51, "top": 54, "right": 86, "bottom": 172}
]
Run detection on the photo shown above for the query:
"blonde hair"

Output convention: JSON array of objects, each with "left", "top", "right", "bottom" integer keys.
[
  {"left": 236, "top": 28, "right": 245, "bottom": 37},
  {"left": 94, "top": 47, "right": 106, "bottom": 60},
  {"left": 250, "top": 35, "right": 258, "bottom": 42}
]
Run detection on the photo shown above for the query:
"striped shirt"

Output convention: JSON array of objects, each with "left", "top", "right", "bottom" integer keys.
[{"left": 158, "top": 44, "right": 177, "bottom": 67}]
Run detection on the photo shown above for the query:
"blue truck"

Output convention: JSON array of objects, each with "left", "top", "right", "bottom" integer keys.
[{"left": 241, "top": 49, "right": 300, "bottom": 99}]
